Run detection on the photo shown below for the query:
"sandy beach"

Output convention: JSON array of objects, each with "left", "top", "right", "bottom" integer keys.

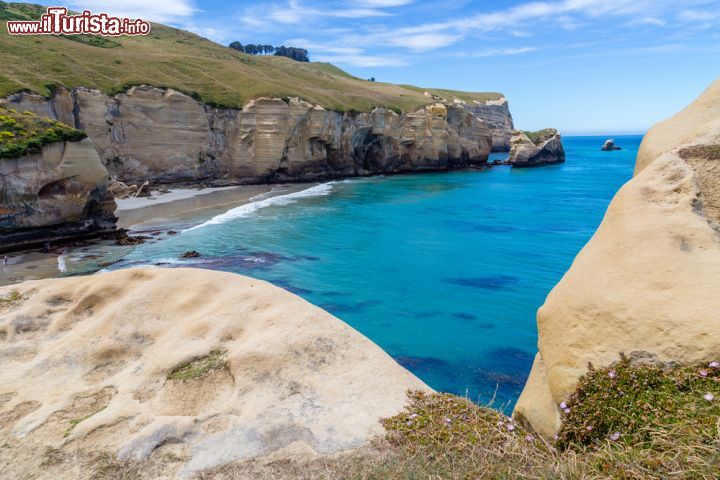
[{"left": 0, "top": 183, "right": 312, "bottom": 286}]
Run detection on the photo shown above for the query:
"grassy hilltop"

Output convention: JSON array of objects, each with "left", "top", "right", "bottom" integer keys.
[{"left": 0, "top": 2, "right": 502, "bottom": 112}]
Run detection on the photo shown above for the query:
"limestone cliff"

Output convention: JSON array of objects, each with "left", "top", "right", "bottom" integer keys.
[
  {"left": 514, "top": 79, "right": 720, "bottom": 437},
  {"left": 508, "top": 129, "right": 565, "bottom": 167},
  {"left": 0, "top": 268, "right": 430, "bottom": 478},
  {"left": 463, "top": 97, "right": 515, "bottom": 151},
  {"left": 0, "top": 138, "right": 117, "bottom": 251},
  {"left": 2, "top": 86, "right": 500, "bottom": 185}
]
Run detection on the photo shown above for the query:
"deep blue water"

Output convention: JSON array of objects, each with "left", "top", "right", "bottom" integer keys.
[{"left": 114, "top": 135, "right": 640, "bottom": 409}]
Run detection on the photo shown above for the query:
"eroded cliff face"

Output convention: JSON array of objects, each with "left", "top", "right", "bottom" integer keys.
[
  {"left": 2, "top": 86, "right": 498, "bottom": 185},
  {"left": 463, "top": 97, "right": 515, "bottom": 152},
  {"left": 514, "top": 79, "right": 720, "bottom": 438},
  {"left": 0, "top": 138, "right": 117, "bottom": 251}
]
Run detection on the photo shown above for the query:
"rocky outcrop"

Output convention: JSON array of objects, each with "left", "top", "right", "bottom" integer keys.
[
  {"left": 0, "top": 268, "right": 430, "bottom": 478},
  {"left": 601, "top": 139, "right": 622, "bottom": 151},
  {"left": 514, "top": 79, "right": 720, "bottom": 438},
  {"left": 461, "top": 97, "right": 515, "bottom": 151},
  {"left": 2, "top": 86, "right": 496, "bottom": 185},
  {"left": 508, "top": 129, "right": 565, "bottom": 167},
  {"left": 0, "top": 138, "right": 117, "bottom": 252}
]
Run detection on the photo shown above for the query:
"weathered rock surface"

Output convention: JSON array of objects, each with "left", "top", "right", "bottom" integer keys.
[
  {"left": 508, "top": 129, "right": 565, "bottom": 167},
  {"left": 0, "top": 268, "right": 429, "bottom": 478},
  {"left": 2, "top": 86, "right": 498, "bottom": 185},
  {"left": 461, "top": 97, "right": 515, "bottom": 152},
  {"left": 514, "top": 79, "right": 720, "bottom": 438},
  {"left": 0, "top": 138, "right": 117, "bottom": 251},
  {"left": 601, "top": 139, "right": 622, "bottom": 151}
]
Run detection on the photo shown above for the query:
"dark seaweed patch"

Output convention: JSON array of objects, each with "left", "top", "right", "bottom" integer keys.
[{"left": 445, "top": 275, "right": 519, "bottom": 290}]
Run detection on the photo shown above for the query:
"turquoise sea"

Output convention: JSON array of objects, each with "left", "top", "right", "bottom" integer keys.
[{"left": 113, "top": 135, "right": 641, "bottom": 409}]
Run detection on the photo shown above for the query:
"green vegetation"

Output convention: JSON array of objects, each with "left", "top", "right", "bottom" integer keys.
[
  {"left": 167, "top": 350, "right": 227, "bottom": 381},
  {"left": 229, "top": 42, "right": 310, "bottom": 62},
  {"left": 0, "top": 2, "right": 501, "bottom": 112},
  {"left": 60, "top": 35, "right": 120, "bottom": 49},
  {"left": 0, "top": 107, "right": 86, "bottom": 159},
  {"left": 524, "top": 128, "right": 558, "bottom": 145},
  {"left": 358, "top": 359, "right": 720, "bottom": 479},
  {"left": 0, "top": 290, "right": 22, "bottom": 306},
  {"left": 63, "top": 409, "right": 105, "bottom": 438}
]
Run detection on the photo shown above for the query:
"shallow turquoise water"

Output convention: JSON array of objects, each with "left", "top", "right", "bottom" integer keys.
[{"left": 115, "top": 135, "right": 640, "bottom": 408}]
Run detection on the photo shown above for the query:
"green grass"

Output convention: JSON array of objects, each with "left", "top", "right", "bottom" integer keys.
[
  {"left": 167, "top": 350, "right": 227, "bottom": 381},
  {"left": 63, "top": 409, "right": 105, "bottom": 438},
  {"left": 523, "top": 128, "right": 558, "bottom": 145},
  {"left": 0, "top": 2, "right": 502, "bottom": 112},
  {"left": 0, "top": 290, "right": 22, "bottom": 306},
  {"left": 0, "top": 107, "right": 86, "bottom": 158}
]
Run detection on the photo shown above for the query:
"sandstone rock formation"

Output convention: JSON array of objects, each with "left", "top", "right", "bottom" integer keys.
[
  {"left": 514, "top": 79, "right": 720, "bottom": 438},
  {"left": 601, "top": 139, "right": 622, "bottom": 151},
  {"left": 0, "top": 138, "right": 116, "bottom": 251},
  {"left": 461, "top": 97, "right": 515, "bottom": 151},
  {"left": 2, "top": 86, "right": 497, "bottom": 185},
  {"left": 508, "top": 129, "right": 565, "bottom": 167},
  {"left": 0, "top": 268, "right": 429, "bottom": 478}
]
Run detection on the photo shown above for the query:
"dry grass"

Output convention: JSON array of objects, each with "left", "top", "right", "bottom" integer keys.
[
  {"left": 679, "top": 144, "right": 720, "bottom": 161},
  {"left": 199, "top": 361, "right": 720, "bottom": 479},
  {"left": 0, "top": 3, "right": 501, "bottom": 112}
]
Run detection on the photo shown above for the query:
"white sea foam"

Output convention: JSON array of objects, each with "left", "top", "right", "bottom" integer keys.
[
  {"left": 184, "top": 182, "right": 335, "bottom": 232},
  {"left": 57, "top": 254, "right": 67, "bottom": 273}
]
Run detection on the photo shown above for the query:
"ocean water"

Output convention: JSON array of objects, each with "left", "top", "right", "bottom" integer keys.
[{"left": 114, "top": 135, "right": 641, "bottom": 409}]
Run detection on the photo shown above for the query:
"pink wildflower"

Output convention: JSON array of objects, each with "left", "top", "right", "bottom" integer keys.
[
  {"left": 704, "top": 393, "right": 714, "bottom": 401},
  {"left": 709, "top": 361, "right": 720, "bottom": 368},
  {"left": 563, "top": 407, "right": 571, "bottom": 414},
  {"left": 444, "top": 417, "right": 452, "bottom": 424},
  {"left": 506, "top": 423, "right": 515, "bottom": 431},
  {"left": 586, "top": 426, "right": 593, "bottom": 431},
  {"left": 559, "top": 401, "right": 567, "bottom": 409},
  {"left": 408, "top": 413, "right": 418, "bottom": 419},
  {"left": 608, "top": 370, "right": 617, "bottom": 379},
  {"left": 699, "top": 370, "right": 709, "bottom": 377},
  {"left": 525, "top": 434, "right": 535, "bottom": 442},
  {"left": 609, "top": 432, "right": 621, "bottom": 441}
]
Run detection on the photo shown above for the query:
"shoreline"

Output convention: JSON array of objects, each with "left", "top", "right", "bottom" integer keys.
[{"left": 0, "top": 183, "right": 315, "bottom": 286}]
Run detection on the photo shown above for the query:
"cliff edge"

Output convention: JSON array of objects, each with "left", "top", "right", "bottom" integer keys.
[
  {"left": 514, "top": 79, "right": 720, "bottom": 437},
  {"left": 0, "top": 108, "right": 116, "bottom": 251},
  {"left": 0, "top": 268, "right": 429, "bottom": 478}
]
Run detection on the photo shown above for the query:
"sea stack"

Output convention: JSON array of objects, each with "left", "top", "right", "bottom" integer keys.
[
  {"left": 601, "top": 139, "right": 622, "bottom": 151},
  {"left": 508, "top": 129, "right": 565, "bottom": 167}
]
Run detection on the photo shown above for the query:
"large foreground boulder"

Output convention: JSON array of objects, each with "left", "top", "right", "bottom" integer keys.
[
  {"left": 0, "top": 268, "right": 429, "bottom": 478},
  {"left": 514, "top": 79, "right": 720, "bottom": 437},
  {"left": 508, "top": 129, "right": 565, "bottom": 167}
]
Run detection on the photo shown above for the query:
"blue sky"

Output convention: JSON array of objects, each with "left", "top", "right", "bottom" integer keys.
[{"left": 46, "top": 0, "right": 720, "bottom": 134}]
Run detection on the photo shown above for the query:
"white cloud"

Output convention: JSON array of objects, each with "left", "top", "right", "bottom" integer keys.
[
  {"left": 65, "top": 0, "right": 196, "bottom": 23},
  {"left": 390, "top": 33, "right": 461, "bottom": 51},
  {"left": 680, "top": 10, "right": 719, "bottom": 22},
  {"left": 461, "top": 46, "right": 539, "bottom": 58},
  {"left": 313, "top": 53, "right": 409, "bottom": 67},
  {"left": 355, "top": 0, "right": 414, "bottom": 6}
]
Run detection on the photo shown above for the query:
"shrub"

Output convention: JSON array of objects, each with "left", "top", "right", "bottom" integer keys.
[{"left": 0, "top": 108, "right": 87, "bottom": 159}]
